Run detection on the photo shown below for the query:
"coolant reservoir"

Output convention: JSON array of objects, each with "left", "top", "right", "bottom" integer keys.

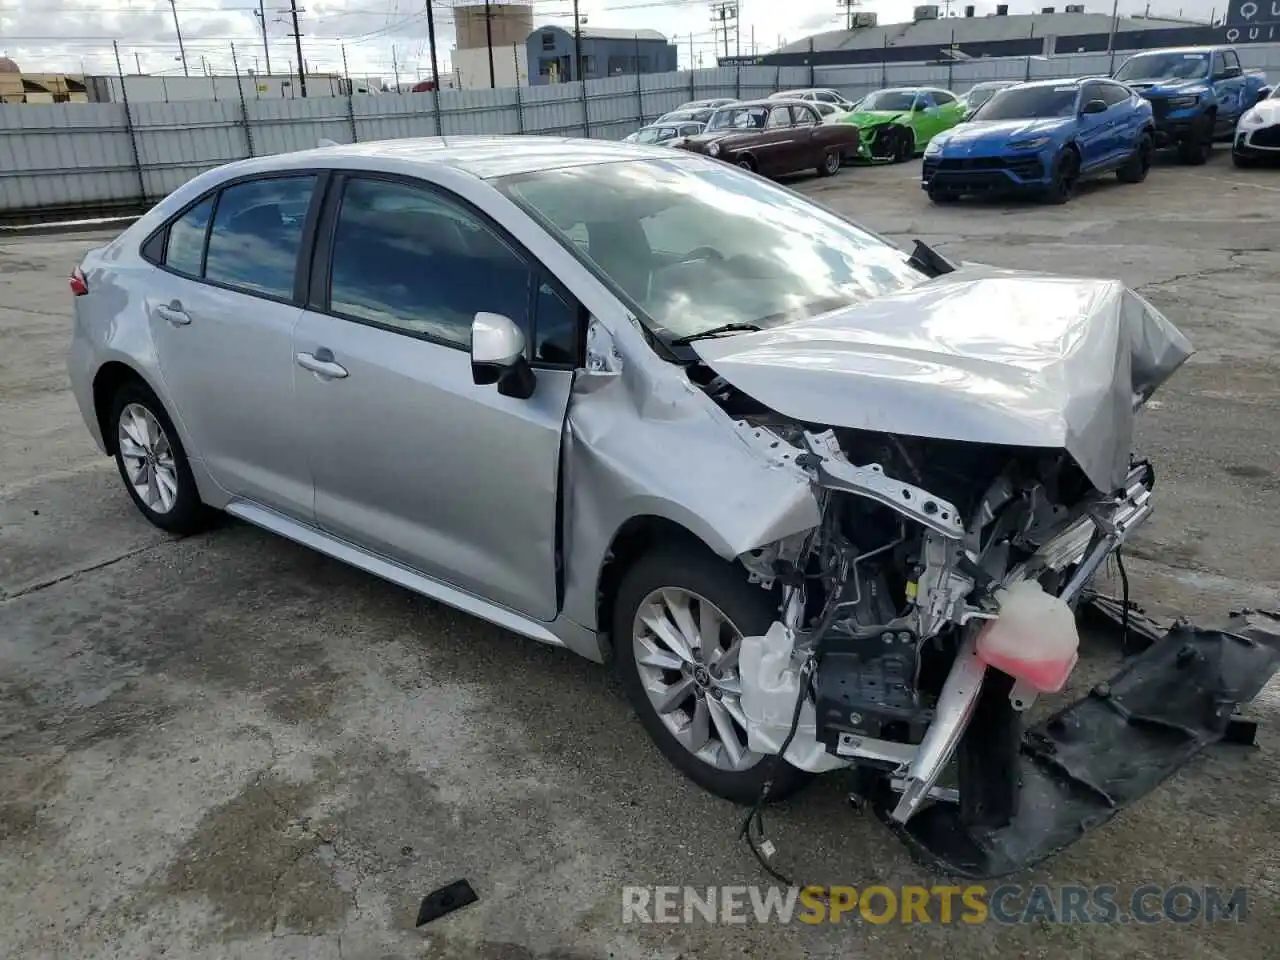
[{"left": 976, "top": 580, "right": 1080, "bottom": 693}]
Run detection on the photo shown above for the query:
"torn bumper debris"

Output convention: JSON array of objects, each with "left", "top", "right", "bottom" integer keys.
[{"left": 873, "top": 609, "right": 1280, "bottom": 879}]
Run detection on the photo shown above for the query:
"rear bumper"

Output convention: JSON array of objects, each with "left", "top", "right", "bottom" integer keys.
[{"left": 66, "top": 329, "right": 106, "bottom": 454}]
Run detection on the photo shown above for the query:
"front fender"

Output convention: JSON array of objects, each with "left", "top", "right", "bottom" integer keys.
[{"left": 558, "top": 323, "right": 820, "bottom": 631}]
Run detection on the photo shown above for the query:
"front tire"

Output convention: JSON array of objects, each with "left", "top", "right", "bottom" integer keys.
[
  {"left": 928, "top": 186, "right": 960, "bottom": 203},
  {"left": 1042, "top": 147, "right": 1080, "bottom": 204},
  {"left": 895, "top": 128, "right": 916, "bottom": 163},
  {"left": 1116, "top": 133, "right": 1153, "bottom": 183},
  {"left": 817, "top": 148, "right": 841, "bottom": 177},
  {"left": 1232, "top": 150, "right": 1257, "bottom": 168},
  {"left": 109, "top": 380, "right": 211, "bottom": 535},
  {"left": 1176, "top": 115, "right": 1214, "bottom": 165},
  {"left": 613, "top": 543, "right": 811, "bottom": 805}
]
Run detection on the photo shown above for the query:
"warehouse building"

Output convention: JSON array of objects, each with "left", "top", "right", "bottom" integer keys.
[
  {"left": 528, "top": 26, "right": 678, "bottom": 84},
  {"left": 726, "top": 7, "right": 1236, "bottom": 66}
]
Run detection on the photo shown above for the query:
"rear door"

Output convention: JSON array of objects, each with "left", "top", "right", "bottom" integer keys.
[
  {"left": 293, "top": 173, "right": 577, "bottom": 620},
  {"left": 146, "top": 172, "right": 321, "bottom": 520}
]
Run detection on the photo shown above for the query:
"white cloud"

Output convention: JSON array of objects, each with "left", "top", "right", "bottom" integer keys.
[{"left": 0, "top": 0, "right": 1222, "bottom": 80}]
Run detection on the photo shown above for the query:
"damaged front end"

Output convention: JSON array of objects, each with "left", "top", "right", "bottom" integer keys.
[{"left": 731, "top": 423, "right": 1279, "bottom": 877}]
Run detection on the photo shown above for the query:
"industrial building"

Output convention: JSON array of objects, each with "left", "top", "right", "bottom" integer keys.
[
  {"left": 528, "top": 26, "right": 678, "bottom": 85},
  {"left": 727, "top": 7, "right": 1238, "bottom": 66},
  {"left": 452, "top": 3, "right": 533, "bottom": 90},
  {"left": 0, "top": 58, "right": 89, "bottom": 104}
]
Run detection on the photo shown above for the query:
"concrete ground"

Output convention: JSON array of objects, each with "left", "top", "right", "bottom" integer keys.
[{"left": 2, "top": 153, "right": 1279, "bottom": 960}]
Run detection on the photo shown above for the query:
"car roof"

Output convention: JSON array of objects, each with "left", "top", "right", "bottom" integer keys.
[
  {"left": 723, "top": 98, "right": 813, "bottom": 109},
  {"left": 216, "top": 135, "right": 687, "bottom": 181},
  {"left": 1013, "top": 77, "right": 1090, "bottom": 89}
]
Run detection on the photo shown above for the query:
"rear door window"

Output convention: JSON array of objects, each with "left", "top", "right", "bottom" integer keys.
[
  {"left": 163, "top": 197, "right": 214, "bottom": 277},
  {"left": 204, "top": 176, "right": 316, "bottom": 300}
]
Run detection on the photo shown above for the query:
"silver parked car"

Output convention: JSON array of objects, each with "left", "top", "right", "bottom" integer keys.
[{"left": 68, "top": 136, "right": 1278, "bottom": 875}]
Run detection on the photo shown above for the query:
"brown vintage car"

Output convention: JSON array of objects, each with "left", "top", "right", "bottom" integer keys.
[{"left": 671, "top": 99, "right": 860, "bottom": 178}]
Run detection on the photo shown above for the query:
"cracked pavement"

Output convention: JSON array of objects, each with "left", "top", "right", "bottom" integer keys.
[{"left": 2, "top": 156, "right": 1279, "bottom": 959}]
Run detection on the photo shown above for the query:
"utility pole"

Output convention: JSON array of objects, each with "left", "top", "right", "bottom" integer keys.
[
  {"left": 254, "top": 0, "right": 272, "bottom": 74},
  {"left": 837, "top": 0, "right": 863, "bottom": 31},
  {"left": 168, "top": 0, "right": 189, "bottom": 76},
  {"left": 287, "top": 0, "right": 307, "bottom": 96},
  {"left": 134, "top": 52, "right": 142, "bottom": 74},
  {"left": 484, "top": 0, "right": 496, "bottom": 88},
  {"left": 572, "top": 0, "right": 583, "bottom": 81},
  {"left": 1106, "top": 0, "right": 1119, "bottom": 74},
  {"left": 710, "top": 3, "right": 738, "bottom": 61},
  {"left": 425, "top": 0, "right": 441, "bottom": 94}
]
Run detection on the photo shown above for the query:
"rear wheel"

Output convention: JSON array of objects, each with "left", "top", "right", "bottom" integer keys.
[
  {"left": 613, "top": 543, "right": 810, "bottom": 805},
  {"left": 109, "top": 380, "right": 212, "bottom": 535},
  {"left": 1116, "top": 133, "right": 1153, "bottom": 183}
]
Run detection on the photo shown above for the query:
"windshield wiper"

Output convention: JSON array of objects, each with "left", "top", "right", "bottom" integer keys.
[{"left": 671, "top": 322, "right": 762, "bottom": 346}]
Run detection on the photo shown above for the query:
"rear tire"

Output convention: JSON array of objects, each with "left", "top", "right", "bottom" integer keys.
[
  {"left": 1116, "top": 133, "right": 1153, "bottom": 183},
  {"left": 109, "top": 380, "right": 213, "bottom": 536},
  {"left": 613, "top": 543, "right": 811, "bottom": 805}
]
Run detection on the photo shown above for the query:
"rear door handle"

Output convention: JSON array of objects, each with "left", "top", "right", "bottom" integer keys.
[
  {"left": 296, "top": 348, "right": 348, "bottom": 380},
  {"left": 155, "top": 301, "right": 191, "bottom": 326}
]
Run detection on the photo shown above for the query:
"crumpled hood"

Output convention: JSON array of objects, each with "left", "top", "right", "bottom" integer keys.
[
  {"left": 841, "top": 109, "right": 905, "bottom": 128},
  {"left": 1246, "top": 97, "right": 1280, "bottom": 122},
  {"left": 691, "top": 267, "right": 1194, "bottom": 493},
  {"left": 935, "top": 117, "right": 1070, "bottom": 151}
]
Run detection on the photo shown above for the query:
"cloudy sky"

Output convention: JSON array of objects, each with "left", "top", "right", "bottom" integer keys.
[{"left": 0, "top": 0, "right": 1221, "bottom": 82}]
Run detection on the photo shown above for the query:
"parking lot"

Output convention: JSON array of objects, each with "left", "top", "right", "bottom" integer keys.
[{"left": 2, "top": 153, "right": 1279, "bottom": 960}]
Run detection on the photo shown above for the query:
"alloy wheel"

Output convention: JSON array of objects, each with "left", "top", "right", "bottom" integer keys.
[
  {"left": 1057, "top": 150, "right": 1079, "bottom": 199},
  {"left": 117, "top": 402, "right": 179, "bottom": 514},
  {"left": 631, "top": 587, "right": 759, "bottom": 772}
]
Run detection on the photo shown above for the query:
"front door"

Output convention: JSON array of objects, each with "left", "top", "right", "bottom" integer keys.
[
  {"left": 756, "top": 105, "right": 803, "bottom": 175},
  {"left": 293, "top": 174, "right": 575, "bottom": 621},
  {"left": 1075, "top": 83, "right": 1114, "bottom": 172},
  {"left": 148, "top": 173, "right": 319, "bottom": 520}
]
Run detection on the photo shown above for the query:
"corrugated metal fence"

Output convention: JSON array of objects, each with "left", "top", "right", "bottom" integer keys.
[{"left": 2, "top": 47, "right": 1277, "bottom": 221}]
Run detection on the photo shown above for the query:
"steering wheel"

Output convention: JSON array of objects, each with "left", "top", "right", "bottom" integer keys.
[{"left": 679, "top": 246, "right": 725, "bottom": 266}]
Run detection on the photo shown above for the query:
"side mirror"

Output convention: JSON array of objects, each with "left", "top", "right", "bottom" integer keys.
[
  {"left": 1082, "top": 99, "right": 1108, "bottom": 115},
  {"left": 471, "top": 312, "right": 535, "bottom": 399}
]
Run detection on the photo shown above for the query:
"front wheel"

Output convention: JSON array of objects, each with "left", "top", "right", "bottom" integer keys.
[
  {"left": 1042, "top": 147, "right": 1080, "bottom": 205},
  {"left": 1176, "top": 117, "right": 1214, "bottom": 165},
  {"left": 895, "top": 128, "right": 916, "bottom": 163},
  {"left": 928, "top": 186, "right": 960, "bottom": 203},
  {"left": 1116, "top": 133, "right": 1153, "bottom": 183},
  {"left": 1232, "top": 150, "right": 1257, "bottom": 168},
  {"left": 613, "top": 544, "right": 811, "bottom": 805}
]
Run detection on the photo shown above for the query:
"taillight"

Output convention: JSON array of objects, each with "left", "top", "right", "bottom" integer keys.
[{"left": 69, "top": 267, "right": 88, "bottom": 297}]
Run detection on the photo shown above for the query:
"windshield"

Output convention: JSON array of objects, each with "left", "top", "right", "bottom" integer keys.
[
  {"left": 965, "top": 83, "right": 1010, "bottom": 108},
  {"left": 1114, "top": 52, "right": 1209, "bottom": 82},
  {"left": 706, "top": 105, "right": 770, "bottom": 130},
  {"left": 495, "top": 157, "right": 925, "bottom": 342},
  {"left": 972, "top": 84, "right": 1078, "bottom": 120},
  {"left": 633, "top": 127, "right": 674, "bottom": 144},
  {"left": 858, "top": 90, "right": 919, "bottom": 112}
]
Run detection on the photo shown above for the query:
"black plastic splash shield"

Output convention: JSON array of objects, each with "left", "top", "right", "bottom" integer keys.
[{"left": 874, "top": 609, "right": 1280, "bottom": 879}]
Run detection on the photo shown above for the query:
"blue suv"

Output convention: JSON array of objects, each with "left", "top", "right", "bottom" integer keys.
[{"left": 922, "top": 77, "right": 1155, "bottom": 204}]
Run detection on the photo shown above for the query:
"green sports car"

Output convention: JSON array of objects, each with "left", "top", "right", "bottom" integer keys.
[{"left": 827, "top": 87, "right": 968, "bottom": 163}]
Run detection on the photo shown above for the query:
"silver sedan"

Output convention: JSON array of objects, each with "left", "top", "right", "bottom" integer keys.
[{"left": 66, "top": 136, "right": 1201, "bottom": 844}]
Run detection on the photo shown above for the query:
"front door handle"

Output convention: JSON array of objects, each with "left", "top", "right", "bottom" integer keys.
[
  {"left": 296, "top": 348, "right": 349, "bottom": 380},
  {"left": 155, "top": 301, "right": 191, "bottom": 326}
]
